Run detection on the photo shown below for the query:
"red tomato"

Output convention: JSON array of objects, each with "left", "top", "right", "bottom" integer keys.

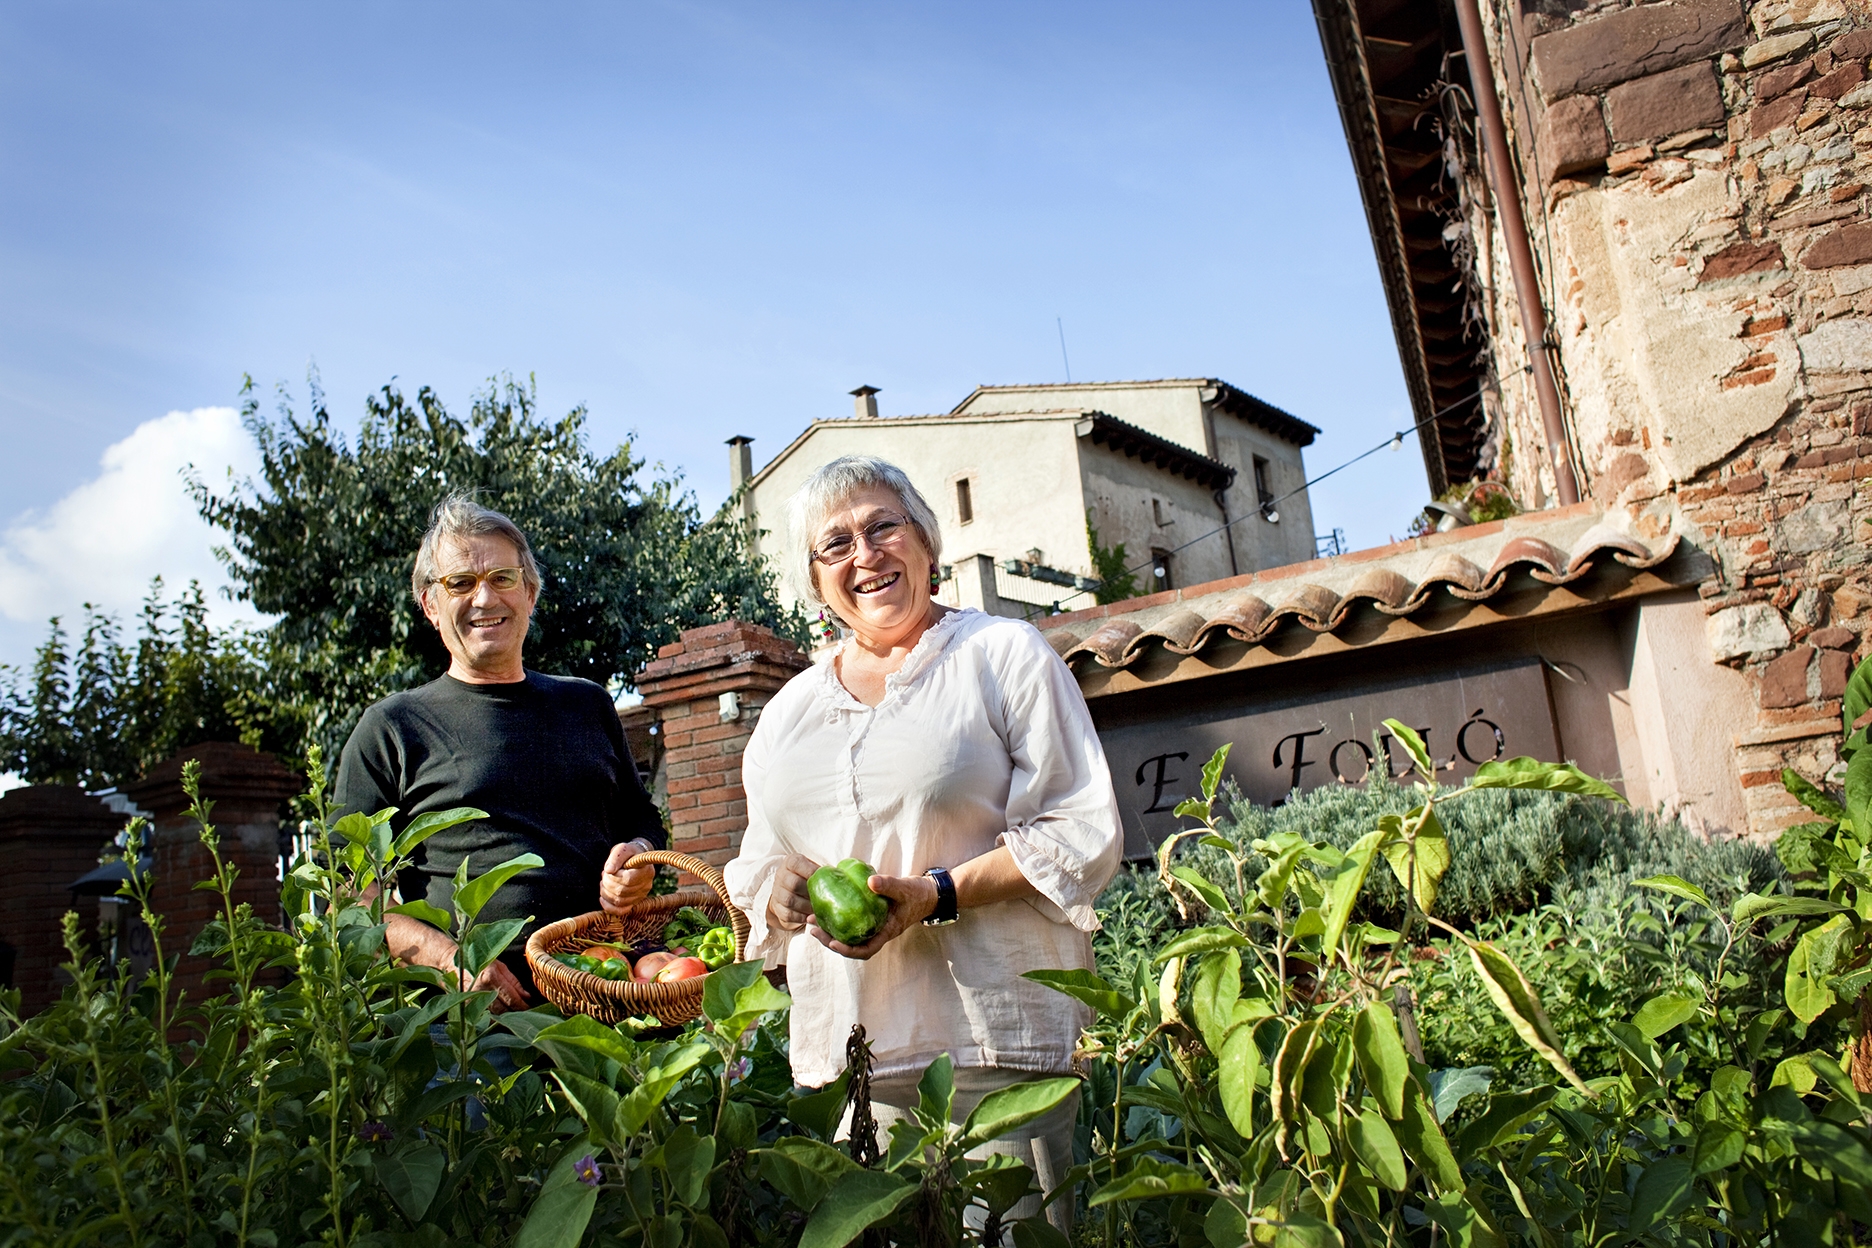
[
  {"left": 654, "top": 957, "right": 708, "bottom": 983},
  {"left": 633, "top": 951, "right": 676, "bottom": 981}
]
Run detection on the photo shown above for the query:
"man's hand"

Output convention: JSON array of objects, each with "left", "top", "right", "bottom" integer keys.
[
  {"left": 600, "top": 839, "right": 658, "bottom": 914},
  {"left": 461, "top": 957, "right": 531, "bottom": 1013},
  {"left": 768, "top": 854, "right": 821, "bottom": 932},
  {"left": 809, "top": 872, "right": 939, "bottom": 961}
]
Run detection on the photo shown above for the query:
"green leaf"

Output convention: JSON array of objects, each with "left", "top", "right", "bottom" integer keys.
[
  {"left": 1011, "top": 1217, "right": 1072, "bottom": 1248},
  {"left": 514, "top": 1138, "right": 599, "bottom": 1248},
  {"left": 960, "top": 1077, "right": 1080, "bottom": 1148},
  {"left": 1218, "top": 1008, "right": 1265, "bottom": 1139},
  {"left": 1153, "top": 926, "right": 1248, "bottom": 963},
  {"left": 1023, "top": 968, "right": 1136, "bottom": 1017},
  {"left": 1426, "top": 1066, "right": 1492, "bottom": 1124},
  {"left": 533, "top": 1014, "right": 636, "bottom": 1068},
  {"left": 1844, "top": 654, "right": 1872, "bottom": 759},
  {"left": 385, "top": 899, "right": 454, "bottom": 934},
  {"left": 1632, "top": 874, "right": 1714, "bottom": 912},
  {"left": 1787, "top": 914, "right": 1853, "bottom": 1024},
  {"left": 393, "top": 806, "right": 487, "bottom": 857},
  {"left": 1379, "top": 809, "right": 1450, "bottom": 917},
  {"left": 374, "top": 1141, "right": 446, "bottom": 1222},
  {"left": 453, "top": 852, "right": 544, "bottom": 922},
  {"left": 456, "top": 916, "right": 528, "bottom": 978},
  {"left": 1453, "top": 1087, "right": 1556, "bottom": 1159},
  {"left": 1347, "top": 1109, "right": 1408, "bottom": 1191},
  {"left": 918, "top": 1052, "right": 955, "bottom": 1129},
  {"left": 787, "top": 1073, "right": 852, "bottom": 1142},
  {"left": 657, "top": 1123, "right": 715, "bottom": 1207},
  {"left": 1352, "top": 1002, "right": 1411, "bottom": 1121},
  {"left": 1190, "top": 949, "right": 1242, "bottom": 1056},
  {"left": 960, "top": 1153, "right": 1036, "bottom": 1218},
  {"left": 1633, "top": 991, "right": 1701, "bottom": 1040},
  {"left": 1169, "top": 866, "right": 1232, "bottom": 916},
  {"left": 618, "top": 1042, "right": 711, "bottom": 1136},
  {"left": 1784, "top": 770, "right": 1847, "bottom": 821},
  {"left": 757, "top": 1137, "right": 858, "bottom": 1210},
  {"left": 797, "top": 1169, "right": 917, "bottom": 1248},
  {"left": 1420, "top": 1192, "right": 1504, "bottom": 1248},
  {"left": 1849, "top": 747, "right": 1872, "bottom": 834},
  {"left": 1732, "top": 892, "right": 1847, "bottom": 927},
  {"left": 703, "top": 959, "right": 767, "bottom": 1022},
  {"left": 1173, "top": 797, "right": 1209, "bottom": 820},
  {"left": 1382, "top": 719, "right": 1434, "bottom": 779},
  {"left": 1771, "top": 1053, "right": 1819, "bottom": 1094},
  {"left": 1462, "top": 936, "right": 1589, "bottom": 1095},
  {"left": 1395, "top": 1083, "right": 1463, "bottom": 1194},
  {"left": 1268, "top": 1019, "right": 1318, "bottom": 1138},
  {"left": 551, "top": 1072, "right": 623, "bottom": 1149},
  {"left": 1319, "top": 829, "right": 1383, "bottom": 969},
  {"left": 1693, "top": 1121, "right": 1745, "bottom": 1175},
  {"left": 1200, "top": 744, "right": 1232, "bottom": 803},
  {"left": 1087, "top": 1156, "right": 1208, "bottom": 1206},
  {"left": 335, "top": 811, "right": 375, "bottom": 846},
  {"left": 1627, "top": 1156, "right": 1696, "bottom": 1237},
  {"left": 713, "top": 968, "right": 792, "bottom": 1040},
  {"left": 1466, "top": 756, "right": 1624, "bottom": 802}
]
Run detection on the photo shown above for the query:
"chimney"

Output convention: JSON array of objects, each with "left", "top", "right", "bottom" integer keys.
[
  {"left": 726, "top": 436, "right": 757, "bottom": 554},
  {"left": 727, "top": 435, "right": 754, "bottom": 494},
  {"left": 850, "top": 385, "right": 880, "bottom": 419}
]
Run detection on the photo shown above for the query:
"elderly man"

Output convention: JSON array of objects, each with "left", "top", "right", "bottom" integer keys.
[{"left": 336, "top": 494, "right": 665, "bottom": 1011}]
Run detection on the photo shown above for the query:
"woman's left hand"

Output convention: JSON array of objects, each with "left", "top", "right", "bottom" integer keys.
[
  {"left": 599, "top": 839, "right": 658, "bottom": 914},
  {"left": 809, "top": 872, "right": 939, "bottom": 960}
]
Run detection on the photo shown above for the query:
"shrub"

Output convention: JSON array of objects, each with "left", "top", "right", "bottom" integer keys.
[{"left": 1206, "top": 764, "right": 1779, "bottom": 926}]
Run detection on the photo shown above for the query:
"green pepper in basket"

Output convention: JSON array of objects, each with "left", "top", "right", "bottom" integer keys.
[
  {"left": 696, "top": 926, "right": 735, "bottom": 969},
  {"left": 809, "top": 858, "right": 890, "bottom": 946}
]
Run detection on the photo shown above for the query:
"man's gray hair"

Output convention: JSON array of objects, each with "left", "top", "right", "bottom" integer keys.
[
  {"left": 784, "top": 455, "right": 943, "bottom": 606},
  {"left": 411, "top": 493, "right": 543, "bottom": 605}
]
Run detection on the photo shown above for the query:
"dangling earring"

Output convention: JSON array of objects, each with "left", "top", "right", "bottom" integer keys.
[{"left": 929, "top": 564, "right": 941, "bottom": 593}]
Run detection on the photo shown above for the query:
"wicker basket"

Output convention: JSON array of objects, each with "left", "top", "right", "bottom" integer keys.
[{"left": 525, "top": 850, "right": 751, "bottom": 1026}]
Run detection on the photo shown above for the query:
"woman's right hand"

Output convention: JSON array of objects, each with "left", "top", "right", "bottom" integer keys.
[{"left": 769, "top": 854, "right": 820, "bottom": 932}]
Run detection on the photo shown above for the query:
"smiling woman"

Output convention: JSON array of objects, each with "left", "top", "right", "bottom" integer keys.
[{"left": 725, "top": 453, "right": 1124, "bottom": 1236}]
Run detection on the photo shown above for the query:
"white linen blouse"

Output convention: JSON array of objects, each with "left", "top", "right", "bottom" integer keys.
[{"left": 723, "top": 608, "right": 1124, "bottom": 1088}]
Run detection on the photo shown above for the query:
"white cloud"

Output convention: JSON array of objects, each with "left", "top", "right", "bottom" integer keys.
[{"left": 0, "top": 407, "right": 265, "bottom": 638}]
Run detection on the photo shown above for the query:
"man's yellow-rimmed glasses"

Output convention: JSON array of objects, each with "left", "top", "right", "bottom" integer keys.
[{"left": 432, "top": 567, "right": 527, "bottom": 596}]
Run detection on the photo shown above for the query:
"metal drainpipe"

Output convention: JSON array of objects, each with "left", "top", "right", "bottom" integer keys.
[
  {"left": 1214, "top": 489, "right": 1240, "bottom": 577},
  {"left": 1453, "top": 0, "right": 1581, "bottom": 505}
]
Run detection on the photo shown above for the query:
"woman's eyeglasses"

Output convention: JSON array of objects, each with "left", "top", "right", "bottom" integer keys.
[
  {"left": 811, "top": 515, "right": 912, "bottom": 566},
  {"left": 433, "top": 567, "right": 527, "bottom": 596}
]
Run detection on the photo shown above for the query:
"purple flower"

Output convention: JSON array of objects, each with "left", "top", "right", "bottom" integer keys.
[
  {"left": 574, "top": 1154, "right": 603, "bottom": 1188},
  {"left": 727, "top": 1056, "right": 753, "bottom": 1084},
  {"left": 356, "top": 1122, "right": 394, "bottom": 1144}
]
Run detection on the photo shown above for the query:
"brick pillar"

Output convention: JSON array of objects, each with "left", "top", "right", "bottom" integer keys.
[
  {"left": 123, "top": 742, "right": 302, "bottom": 1006},
  {"left": 633, "top": 621, "right": 810, "bottom": 868},
  {"left": 0, "top": 786, "right": 121, "bottom": 1015}
]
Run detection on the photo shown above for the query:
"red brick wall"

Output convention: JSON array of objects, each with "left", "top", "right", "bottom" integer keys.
[
  {"left": 633, "top": 621, "right": 810, "bottom": 869},
  {"left": 0, "top": 786, "right": 121, "bottom": 1016}
]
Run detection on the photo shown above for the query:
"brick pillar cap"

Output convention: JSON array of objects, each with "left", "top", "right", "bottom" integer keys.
[
  {"left": 124, "top": 741, "right": 303, "bottom": 823},
  {"left": 637, "top": 618, "right": 810, "bottom": 693},
  {"left": 0, "top": 785, "right": 122, "bottom": 840}
]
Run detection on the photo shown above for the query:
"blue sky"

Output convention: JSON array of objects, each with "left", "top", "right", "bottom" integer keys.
[{"left": 0, "top": 0, "right": 1421, "bottom": 672}]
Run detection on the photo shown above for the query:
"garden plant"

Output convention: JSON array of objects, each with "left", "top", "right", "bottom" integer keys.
[{"left": 6, "top": 660, "right": 1872, "bottom": 1243}]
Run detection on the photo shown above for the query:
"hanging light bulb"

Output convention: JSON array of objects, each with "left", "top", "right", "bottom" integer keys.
[{"left": 1389, "top": 433, "right": 1404, "bottom": 452}]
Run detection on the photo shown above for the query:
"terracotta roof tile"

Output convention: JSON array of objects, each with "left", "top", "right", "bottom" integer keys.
[{"left": 1043, "top": 507, "right": 1683, "bottom": 671}]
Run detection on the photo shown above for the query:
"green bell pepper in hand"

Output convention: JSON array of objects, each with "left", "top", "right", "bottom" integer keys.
[
  {"left": 808, "top": 858, "right": 890, "bottom": 946},
  {"left": 696, "top": 926, "right": 736, "bottom": 969}
]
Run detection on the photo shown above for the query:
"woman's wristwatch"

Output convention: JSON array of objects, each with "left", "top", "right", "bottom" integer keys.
[{"left": 922, "top": 867, "right": 959, "bottom": 927}]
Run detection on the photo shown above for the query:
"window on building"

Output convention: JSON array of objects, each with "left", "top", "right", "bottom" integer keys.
[
  {"left": 956, "top": 478, "right": 974, "bottom": 524},
  {"left": 1150, "top": 548, "right": 1174, "bottom": 591},
  {"left": 1253, "top": 456, "right": 1274, "bottom": 511}
]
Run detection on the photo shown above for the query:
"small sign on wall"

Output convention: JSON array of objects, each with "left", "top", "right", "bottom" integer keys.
[{"left": 1097, "top": 658, "right": 1561, "bottom": 859}]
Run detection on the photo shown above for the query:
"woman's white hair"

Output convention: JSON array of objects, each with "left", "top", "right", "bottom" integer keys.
[
  {"left": 783, "top": 456, "right": 943, "bottom": 607},
  {"left": 410, "top": 492, "right": 543, "bottom": 606}
]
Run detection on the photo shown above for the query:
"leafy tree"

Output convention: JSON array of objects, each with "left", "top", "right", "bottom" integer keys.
[
  {"left": 1087, "top": 512, "right": 1139, "bottom": 604},
  {"left": 189, "top": 372, "right": 803, "bottom": 762},
  {"left": 0, "top": 580, "right": 282, "bottom": 788}
]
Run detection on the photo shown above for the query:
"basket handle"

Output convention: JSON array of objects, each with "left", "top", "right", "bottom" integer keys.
[{"left": 626, "top": 849, "right": 752, "bottom": 961}]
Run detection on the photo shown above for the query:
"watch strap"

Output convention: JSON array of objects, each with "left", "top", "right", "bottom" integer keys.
[{"left": 922, "top": 867, "right": 959, "bottom": 926}]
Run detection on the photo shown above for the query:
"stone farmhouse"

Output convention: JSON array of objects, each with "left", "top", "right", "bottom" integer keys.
[{"left": 728, "top": 379, "right": 1320, "bottom": 621}]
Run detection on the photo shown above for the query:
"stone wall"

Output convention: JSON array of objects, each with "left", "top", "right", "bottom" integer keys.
[{"left": 1466, "top": 0, "right": 1872, "bottom": 832}]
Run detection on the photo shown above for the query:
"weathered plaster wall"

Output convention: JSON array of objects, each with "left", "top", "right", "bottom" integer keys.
[{"left": 1470, "top": 0, "right": 1872, "bottom": 833}]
